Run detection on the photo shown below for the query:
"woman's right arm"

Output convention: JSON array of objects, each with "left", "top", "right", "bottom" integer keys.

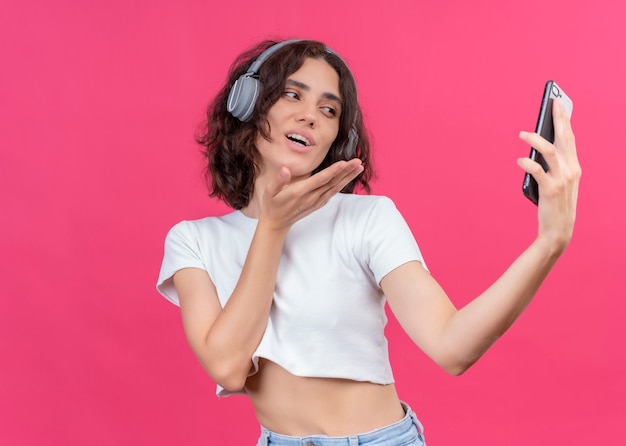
[
  {"left": 173, "top": 159, "right": 364, "bottom": 392},
  {"left": 173, "top": 219, "right": 288, "bottom": 393}
]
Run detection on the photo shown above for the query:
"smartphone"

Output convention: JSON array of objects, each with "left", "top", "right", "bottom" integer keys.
[{"left": 522, "top": 80, "right": 573, "bottom": 205}]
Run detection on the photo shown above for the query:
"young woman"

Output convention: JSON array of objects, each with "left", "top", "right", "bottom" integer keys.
[{"left": 157, "top": 39, "right": 581, "bottom": 446}]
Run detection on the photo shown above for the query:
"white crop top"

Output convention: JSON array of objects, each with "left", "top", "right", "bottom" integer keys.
[{"left": 157, "top": 194, "right": 427, "bottom": 396}]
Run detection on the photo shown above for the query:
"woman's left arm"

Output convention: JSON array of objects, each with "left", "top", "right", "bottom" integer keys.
[{"left": 382, "top": 99, "right": 581, "bottom": 375}]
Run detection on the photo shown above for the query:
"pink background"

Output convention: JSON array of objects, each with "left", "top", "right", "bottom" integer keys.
[{"left": 1, "top": 0, "right": 624, "bottom": 444}]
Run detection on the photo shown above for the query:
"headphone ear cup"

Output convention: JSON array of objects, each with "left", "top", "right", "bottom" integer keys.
[
  {"left": 227, "top": 75, "right": 260, "bottom": 121},
  {"left": 340, "top": 126, "right": 359, "bottom": 158}
]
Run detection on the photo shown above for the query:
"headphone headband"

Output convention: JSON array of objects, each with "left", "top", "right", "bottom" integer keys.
[{"left": 247, "top": 39, "right": 304, "bottom": 74}]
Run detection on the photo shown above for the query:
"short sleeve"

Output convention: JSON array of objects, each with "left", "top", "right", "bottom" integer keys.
[
  {"left": 364, "top": 196, "right": 428, "bottom": 284},
  {"left": 156, "top": 221, "right": 206, "bottom": 306}
]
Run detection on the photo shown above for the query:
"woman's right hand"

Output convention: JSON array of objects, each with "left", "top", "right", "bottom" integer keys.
[{"left": 259, "top": 159, "right": 364, "bottom": 231}]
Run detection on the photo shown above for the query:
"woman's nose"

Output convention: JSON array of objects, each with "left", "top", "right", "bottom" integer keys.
[{"left": 297, "top": 103, "right": 317, "bottom": 127}]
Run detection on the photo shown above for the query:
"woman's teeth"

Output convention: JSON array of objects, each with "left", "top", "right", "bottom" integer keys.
[{"left": 287, "top": 134, "right": 311, "bottom": 146}]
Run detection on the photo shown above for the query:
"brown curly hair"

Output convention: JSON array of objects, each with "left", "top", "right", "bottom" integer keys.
[{"left": 196, "top": 39, "right": 373, "bottom": 210}]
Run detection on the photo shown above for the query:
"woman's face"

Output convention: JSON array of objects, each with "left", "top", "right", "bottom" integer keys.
[{"left": 255, "top": 57, "right": 342, "bottom": 181}]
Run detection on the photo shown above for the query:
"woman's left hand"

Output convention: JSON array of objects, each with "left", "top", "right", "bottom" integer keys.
[{"left": 518, "top": 99, "right": 582, "bottom": 253}]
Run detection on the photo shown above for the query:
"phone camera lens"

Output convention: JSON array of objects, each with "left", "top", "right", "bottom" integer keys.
[{"left": 551, "top": 84, "right": 561, "bottom": 98}]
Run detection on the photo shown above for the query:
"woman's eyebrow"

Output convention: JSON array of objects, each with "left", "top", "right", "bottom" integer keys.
[{"left": 285, "top": 79, "right": 343, "bottom": 105}]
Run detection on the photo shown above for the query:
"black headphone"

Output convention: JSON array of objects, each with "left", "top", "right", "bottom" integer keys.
[{"left": 226, "top": 39, "right": 359, "bottom": 158}]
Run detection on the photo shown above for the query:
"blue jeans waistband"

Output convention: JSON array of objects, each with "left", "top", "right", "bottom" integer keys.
[{"left": 256, "top": 402, "right": 425, "bottom": 446}]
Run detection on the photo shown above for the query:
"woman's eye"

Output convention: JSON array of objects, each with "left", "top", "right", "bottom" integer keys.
[
  {"left": 283, "top": 91, "right": 298, "bottom": 99},
  {"left": 322, "top": 106, "right": 337, "bottom": 116}
]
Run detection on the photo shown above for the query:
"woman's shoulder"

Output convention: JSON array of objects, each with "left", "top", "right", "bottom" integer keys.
[
  {"left": 166, "top": 210, "right": 251, "bottom": 238},
  {"left": 332, "top": 193, "right": 399, "bottom": 214}
]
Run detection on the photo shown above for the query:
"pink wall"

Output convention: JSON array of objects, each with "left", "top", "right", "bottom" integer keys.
[{"left": 1, "top": 0, "right": 624, "bottom": 444}]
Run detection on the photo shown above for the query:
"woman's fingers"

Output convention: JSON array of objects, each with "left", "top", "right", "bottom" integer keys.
[
  {"left": 518, "top": 130, "right": 558, "bottom": 180},
  {"left": 518, "top": 99, "right": 580, "bottom": 182},
  {"left": 265, "top": 167, "right": 292, "bottom": 198},
  {"left": 313, "top": 161, "right": 364, "bottom": 204},
  {"left": 297, "top": 160, "right": 363, "bottom": 208},
  {"left": 552, "top": 99, "right": 581, "bottom": 177},
  {"left": 306, "top": 159, "right": 363, "bottom": 192},
  {"left": 315, "top": 159, "right": 364, "bottom": 193},
  {"left": 288, "top": 159, "right": 363, "bottom": 202}
]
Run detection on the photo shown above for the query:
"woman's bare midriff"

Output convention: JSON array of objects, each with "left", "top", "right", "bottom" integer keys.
[{"left": 244, "top": 358, "right": 406, "bottom": 437}]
